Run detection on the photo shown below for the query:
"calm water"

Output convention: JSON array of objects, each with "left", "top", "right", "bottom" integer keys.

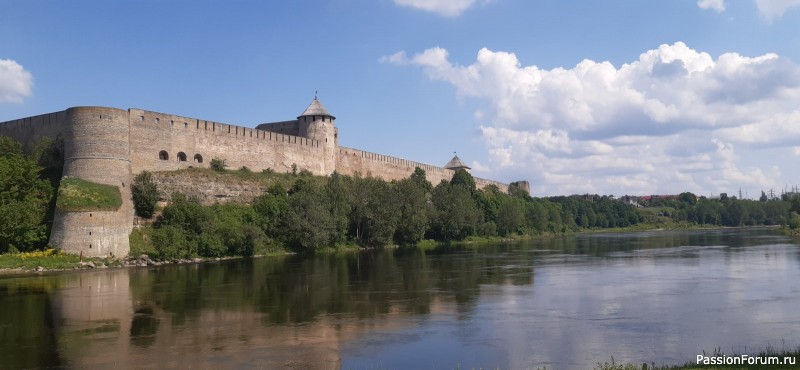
[{"left": 2, "top": 228, "right": 799, "bottom": 369}]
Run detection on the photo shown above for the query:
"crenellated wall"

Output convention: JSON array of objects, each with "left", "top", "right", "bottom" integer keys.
[
  {"left": 336, "top": 146, "right": 508, "bottom": 190},
  {"left": 0, "top": 103, "right": 519, "bottom": 257},
  {"left": 128, "top": 109, "right": 326, "bottom": 175},
  {"left": 0, "top": 111, "right": 67, "bottom": 152}
]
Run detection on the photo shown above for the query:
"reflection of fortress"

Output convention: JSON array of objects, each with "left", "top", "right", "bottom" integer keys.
[{"left": 0, "top": 98, "right": 529, "bottom": 257}]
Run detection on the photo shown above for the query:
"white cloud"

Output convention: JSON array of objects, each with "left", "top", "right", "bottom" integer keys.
[
  {"left": 394, "top": 0, "right": 483, "bottom": 17},
  {"left": 697, "top": 0, "right": 800, "bottom": 20},
  {"left": 386, "top": 43, "right": 800, "bottom": 196},
  {"left": 378, "top": 51, "right": 409, "bottom": 65},
  {"left": 698, "top": 0, "right": 726, "bottom": 12},
  {"left": 754, "top": 0, "right": 800, "bottom": 19},
  {"left": 0, "top": 59, "right": 33, "bottom": 103}
]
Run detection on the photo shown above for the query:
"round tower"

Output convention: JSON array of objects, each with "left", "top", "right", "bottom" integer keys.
[
  {"left": 298, "top": 96, "right": 337, "bottom": 175},
  {"left": 49, "top": 107, "right": 133, "bottom": 258}
]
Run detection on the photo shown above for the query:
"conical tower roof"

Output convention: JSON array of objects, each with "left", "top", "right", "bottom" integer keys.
[
  {"left": 444, "top": 154, "right": 471, "bottom": 170},
  {"left": 298, "top": 97, "right": 335, "bottom": 119}
]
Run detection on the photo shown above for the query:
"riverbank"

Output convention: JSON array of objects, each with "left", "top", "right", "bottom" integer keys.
[
  {"left": 595, "top": 348, "right": 800, "bottom": 369},
  {"left": 1, "top": 224, "right": 793, "bottom": 274}
]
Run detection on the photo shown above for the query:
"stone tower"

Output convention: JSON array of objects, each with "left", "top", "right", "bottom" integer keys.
[
  {"left": 48, "top": 107, "right": 134, "bottom": 258},
  {"left": 297, "top": 97, "right": 337, "bottom": 175}
]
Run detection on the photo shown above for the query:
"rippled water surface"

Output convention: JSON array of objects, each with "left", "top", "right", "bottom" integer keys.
[{"left": 2, "top": 228, "right": 799, "bottom": 369}]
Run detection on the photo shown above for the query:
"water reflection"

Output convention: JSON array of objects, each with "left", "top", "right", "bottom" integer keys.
[{"left": 0, "top": 228, "right": 798, "bottom": 369}]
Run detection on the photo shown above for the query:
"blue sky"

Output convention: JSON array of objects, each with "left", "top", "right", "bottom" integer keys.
[{"left": 2, "top": 0, "right": 800, "bottom": 197}]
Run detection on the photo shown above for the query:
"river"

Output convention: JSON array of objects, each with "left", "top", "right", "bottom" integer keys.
[{"left": 1, "top": 228, "right": 799, "bottom": 369}]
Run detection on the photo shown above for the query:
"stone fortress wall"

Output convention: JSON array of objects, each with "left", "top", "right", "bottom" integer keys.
[
  {"left": 0, "top": 99, "right": 524, "bottom": 257},
  {"left": 127, "top": 108, "right": 327, "bottom": 175}
]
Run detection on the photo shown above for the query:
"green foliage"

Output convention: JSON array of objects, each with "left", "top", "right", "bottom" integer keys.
[
  {"left": 495, "top": 196, "right": 525, "bottom": 236},
  {"left": 252, "top": 184, "right": 288, "bottom": 238},
  {"left": 151, "top": 225, "right": 190, "bottom": 260},
  {"left": 129, "top": 228, "right": 156, "bottom": 256},
  {"left": 282, "top": 179, "right": 336, "bottom": 249},
  {"left": 789, "top": 214, "right": 800, "bottom": 230},
  {"left": 450, "top": 168, "right": 476, "bottom": 191},
  {"left": 349, "top": 176, "right": 399, "bottom": 247},
  {"left": 135, "top": 161, "right": 800, "bottom": 257},
  {"left": 0, "top": 137, "right": 54, "bottom": 252},
  {"left": 678, "top": 192, "right": 697, "bottom": 205},
  {"left": 430, "top": 181, "right": 482, "bottom": 241},
  {"left": 210, "top": 158, "right": 226, "bottom": 171},
  {"left": 393, "top": 175, "right": 431, "bottom": 245},
  {"left": 0, "top": 136, "right": 23, "bottom": 157},
  {"left": 56, "top": 177, "right": 121, "bottom": 211},
  {"left": 325, "top": 172, "right": 354, "bottom": 245},
  {"left": 197, "top": 233, "right": 226, "bottom": 257},
  {"left": 132, "top": 171, "right": 159, "bottom": 218},
  {"left": 0, "top": 249, "right": 83, "bottom": 270},
  {"left": 644, "top": 193, "right": 792, "bottom": 227},
  {"left": 410, "top": 167, "right": 432, "bottom": 192},
  {"left": 32, "top": 136, "right": 64, "bottom": 170}
]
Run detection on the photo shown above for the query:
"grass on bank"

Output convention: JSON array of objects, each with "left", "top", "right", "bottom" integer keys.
[
  {"left": 593, "top": 348, "right": 800, "bottom": 370},
  {"left": 56, "top": 177, "right": 122, "bottom": 211},
  {"left": 0, "top": 249, "right": 118, "bottom": 270}
]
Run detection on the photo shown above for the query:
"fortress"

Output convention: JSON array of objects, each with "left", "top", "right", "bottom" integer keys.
[{"left": 0, "top": 98, "right": 529, "bottom": 258}]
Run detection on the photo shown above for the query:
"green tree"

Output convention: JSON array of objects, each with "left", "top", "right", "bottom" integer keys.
[
  {"left": 0, "top": 136, "right": 54, "bottom": 253},
  {"left": 496, "top": 196, "right": 525, "bottom": 236},
  {"left": 393, "top": 176, "right": 430, "bottom": 245},
  {"left": 132, "top": 171, "right": 159, "bottom": 218},
  {"left": 678, "top": 192, "right": 698, "bottom": 205},
  {"left": 450, "top": 168, "right": 476, "bottom": 191},
  {"left": 325, "top": 172, "right": 354, "bottom": 245},
  {"left": 252, "top": 184, "right": 288, "bottom": 238},
  {"left": 348, "top": 176, "right": 398, "bottom": 247},
  {"left": 282, "top": 181, "right": 336, "bottom": 250},
  {"left": 430, "top": 181, "right": 482, "bottom": 241},
  {"left": 409, "top": 167, "right": 432, "bottom": 192}
]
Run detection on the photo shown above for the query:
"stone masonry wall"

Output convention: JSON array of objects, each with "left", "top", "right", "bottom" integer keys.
[
  {"left": 52, "top": 107, "right": 134, "bottom": 258},
  {"left": 337, "top": 146, "right": 509, "bottom": 191},
  {"left": 128, "top": 109, "right": 327, "bottom": 176},
  {"left": 0, "top": 111, "right": 67, "bottom": 153}
]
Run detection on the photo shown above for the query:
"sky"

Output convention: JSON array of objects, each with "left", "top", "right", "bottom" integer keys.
[{"left": 2, "top": 0, "right": 800, "bottom": 198}]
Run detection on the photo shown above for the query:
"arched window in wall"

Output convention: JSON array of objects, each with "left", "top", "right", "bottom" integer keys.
[
  {"left": 194, "top": 154, "right": 203, "bottom": 164},
  {"left": 159, "top": 150, "right": 169, "bottom": 160},
  {"left": 177, "top": 152, "right": 187, "bottom": 162}
]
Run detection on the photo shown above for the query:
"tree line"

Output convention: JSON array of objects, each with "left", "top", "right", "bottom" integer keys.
[
  {"left": 134, "top": 165, "right": 646, "bottom": 258},
  {"left": 641, "top": 192, "right": 799, "bottom": 228}
]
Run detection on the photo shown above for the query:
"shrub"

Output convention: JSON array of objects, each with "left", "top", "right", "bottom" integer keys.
[
  {"left": 789, "top": 214, "right": 800, "bottom": 230},
  {"left": 151, "top": 225, "right": 191, "bottom": 260},
  {"left": 132, "top": 171, "right": 159, "bottom": 218},
  {"left": 197, "top": 233, "right": 226, "bottom": 257},
  {"left": 129, "top": 228, "right": 156, "bottom": 256},
  {"left": 210, "top": 158, "right": 227, "bottom": 172}
]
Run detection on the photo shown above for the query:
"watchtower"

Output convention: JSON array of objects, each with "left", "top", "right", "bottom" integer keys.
[{"left": 298, "top": 96, "right": 337, "bottom": 174}]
